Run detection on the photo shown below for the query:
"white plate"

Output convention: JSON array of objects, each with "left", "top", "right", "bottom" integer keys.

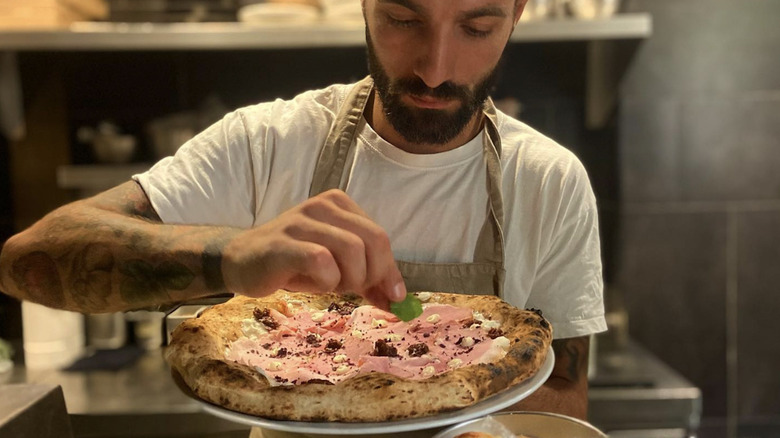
[{"left": 192, "top": 347, "right": 554, "bottom": 435}]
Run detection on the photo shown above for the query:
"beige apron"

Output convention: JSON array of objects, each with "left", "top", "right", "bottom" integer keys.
[{"left": 251, "top": 77, "right": 507, "bottom": 438}]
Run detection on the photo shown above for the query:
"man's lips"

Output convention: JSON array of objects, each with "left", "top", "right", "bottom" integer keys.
[{"left": 405, "top": 94, "right": 457, "bottom": 110}]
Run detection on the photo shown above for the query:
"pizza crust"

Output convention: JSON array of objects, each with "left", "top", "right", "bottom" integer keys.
[{"left": 165, "top": 291, "right": 552, "bottom": 422}]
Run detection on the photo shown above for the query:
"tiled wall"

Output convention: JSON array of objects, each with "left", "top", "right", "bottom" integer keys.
[{"left": 619, "top": 0, "right": 780, "bottom": 436}]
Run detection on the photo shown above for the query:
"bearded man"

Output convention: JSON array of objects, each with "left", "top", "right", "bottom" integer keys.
[{"left": 0, "top": 0, "right": 605, "bottom": 423}]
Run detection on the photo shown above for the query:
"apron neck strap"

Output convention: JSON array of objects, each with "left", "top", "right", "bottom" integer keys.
[{"left": 308, "top": 77, "right": 506, "bottom": 294}]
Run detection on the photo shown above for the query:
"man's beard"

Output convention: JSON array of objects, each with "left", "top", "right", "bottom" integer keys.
[{"left": 366, "top": 31, "right": 500, "bottom": 146}]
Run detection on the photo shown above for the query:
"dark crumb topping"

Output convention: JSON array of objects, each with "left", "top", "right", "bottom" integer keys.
[
  {"left": 372, "top": 339, "right": 399, "bottom": 357},
  {"left": 305, "top": 334, "right": 322, "bottom": 347},
  {"left": 253, "top": 307, "right": 279, "bottom": 330},
  {"left": 407, "top": 343, "right": 429, "bottom": 357},
  {"left": 324, "top": 338, "right": 342, "bottom": 353},
  {"left": 487, "top": 328, "right": 504, "bottom": 339},
  {"left": 274, "top": 347, "right": 288, "bottom": 358},
  {"left": 461, "top": 318, "right": 480, "bottom": 328},
  {"left": 327, "top": 301, "right": 358, "bottom": 315}
]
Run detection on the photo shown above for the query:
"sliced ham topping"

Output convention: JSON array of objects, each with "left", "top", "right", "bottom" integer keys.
[{"left": 225, "top": 300, "right": 507, "bottom": 385}]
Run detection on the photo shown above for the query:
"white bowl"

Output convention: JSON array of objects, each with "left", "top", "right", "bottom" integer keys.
[
  {"left": 568, "top": 0, "right": 621, "bottom": 19},
  {"left": 433, "top": 411, "right": 608, "bottom": 438},
  {"left": 238, "top": 3, "right": 320, "bottom": 25}
]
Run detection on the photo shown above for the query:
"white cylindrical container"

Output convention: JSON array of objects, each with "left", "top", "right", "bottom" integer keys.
[{"left": 22, "top": 302, "right": 85, "bottom": 369}]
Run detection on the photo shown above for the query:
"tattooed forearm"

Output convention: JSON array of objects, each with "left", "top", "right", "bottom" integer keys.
[
  {"left": 552, "top": 337, "right": 589, "bottom": 383},
  {"left": 0, "top": 181, "right": 241, "bottom": 313}
]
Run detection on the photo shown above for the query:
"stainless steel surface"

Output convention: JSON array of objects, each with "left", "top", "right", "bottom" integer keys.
[
  {"left": 0, "top": 14, "right": 652, "bottom": 51},
  {"left": 589, "top": 341, "right": 702, "bottom": 435},
  {"left": 0, "top": 384, "right": 74, "bottom": 438},
  {"left": 6, "top": 351, "right": 247, "bottom": 437}
]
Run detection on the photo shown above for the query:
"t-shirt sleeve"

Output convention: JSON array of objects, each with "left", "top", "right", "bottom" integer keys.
[
  {"left": 133, "top": 109, "right": 256, "bottom": 228},
  {"left": 525, "top": 158, "right": 607, "bottom": 339}
]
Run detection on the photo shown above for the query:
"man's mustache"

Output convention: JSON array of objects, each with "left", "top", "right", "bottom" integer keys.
[{"left": 391, "top": 77, "right": 470, "bottom": 101}]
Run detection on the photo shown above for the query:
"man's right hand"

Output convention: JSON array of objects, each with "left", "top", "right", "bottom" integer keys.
[{"left": 221, "top": 189, "right": 407, "bottom": 310}]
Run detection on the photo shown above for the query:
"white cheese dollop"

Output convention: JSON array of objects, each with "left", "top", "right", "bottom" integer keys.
[
  {"left": 494, "top": 336, "right": 511, "bottom": 351},
  {"left": 310, "top": 311, "right": 325, "bottom": 322},
  {"left": 417, "top": 292, "right": 432, "bottom": 302},
  {"left": 241, "top": 318, "right": 268, "bottom": 340},
  {"left": 483, "top": 320, "right": 501, "bottom": 330},
  {"left": 459, "top": 336, "right": 475, "bottom": 348},
  {"left": 474, "top": 336, "right": 511, "bottom": 365},
  {"left": 422, "top": 366, "right": 436, "bottom": 377},
  {"left": 426, "top": 314, "right": 441, "bottom": 324},
  {"left": 371, "top": 318, "right": 388, "bottom": 328},
  {"left": 333, "top": 354, "right": 348, "bottom": 363},
  {"left": 447, "top": 358, "right": 463, "bottom": 369}
]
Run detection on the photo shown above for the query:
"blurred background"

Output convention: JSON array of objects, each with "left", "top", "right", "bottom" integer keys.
[{"left": 0, "top": 0, "right": 778, "bottom": 437}]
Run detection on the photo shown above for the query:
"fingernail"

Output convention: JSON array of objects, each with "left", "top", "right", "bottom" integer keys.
[{"left": 392, "top": 281, "right": 407, "bottom": 302}]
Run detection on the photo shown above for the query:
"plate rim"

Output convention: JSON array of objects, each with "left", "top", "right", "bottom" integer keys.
[{"left": 188, "top": 346, "right": 555, "bottom": 435}]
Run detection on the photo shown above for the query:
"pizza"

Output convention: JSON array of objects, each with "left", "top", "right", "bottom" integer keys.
[{"left": 165, "top": 290, "right": 552, "bottom": 422}]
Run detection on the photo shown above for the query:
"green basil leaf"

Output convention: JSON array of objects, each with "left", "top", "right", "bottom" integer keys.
[{"left": 390, "top": 293, "right": 423, "bottom": 322}]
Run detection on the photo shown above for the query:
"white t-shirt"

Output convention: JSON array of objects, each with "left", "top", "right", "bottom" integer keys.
[{"left": 134, "top": 83, "right": 606, "bottom": 339}]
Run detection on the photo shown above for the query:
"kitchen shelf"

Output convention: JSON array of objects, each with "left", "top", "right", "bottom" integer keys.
[
  {"left": 0, "top": 14, "right": 652, "bottom": 142},
  {"left": 57, "top": 164, "right": 153, "bottom": 195},
  {"left": 0, "top": 14, "right": 651, "bottom": 51}
]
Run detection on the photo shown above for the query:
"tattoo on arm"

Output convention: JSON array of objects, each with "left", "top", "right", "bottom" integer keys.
[
  {"left": 11, "top": 252, "right": 66, "bottom": 308},
  {"left": 119, "top": 259, "right": 195, "bottom": 307},
  {"left": 552, "top": 337, "right": 589, "bottom": 383},
  {"left": 203, "top": 241, "right": 227, "bottom": 293}
]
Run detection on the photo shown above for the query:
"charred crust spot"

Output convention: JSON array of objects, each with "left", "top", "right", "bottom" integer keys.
[
  {"left": 262, "top": 343, "right": 272, "bottom": 350},
  {"left": 406, "top": 343, "right": 429, "bottom": 357},
  {"left": 324, "top": 338, "right": 342, "bottom": 353},
  {"left": 253, "top": 307, "right": 279, "bottom": 329},
  {"left": 304, "top": 379, "right": 334, "bottom": 385},
  {"left": 539, "top": 318, "right": 550, "bottom": 329},
  {"left": 372, "top": 339, "right": 398, "bottom": 357},
  {"left": 185, "top": 326, "right": 200, "bottom": 333},
  {"left": 527, "top": 308, "right": 543, "bottom": 317}
]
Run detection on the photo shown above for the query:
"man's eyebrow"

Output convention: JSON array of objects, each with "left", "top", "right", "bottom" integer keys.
[
  {"left": 377, "top": 0, "right": 423, "bottom": 14},
  {"left": 461, "top": 6, "right": 508, "bottom": 20}
]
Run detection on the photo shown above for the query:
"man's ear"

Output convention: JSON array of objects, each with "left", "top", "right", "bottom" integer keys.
[{"left": 514, "top": 0, "right": 529, "bottom": 25}]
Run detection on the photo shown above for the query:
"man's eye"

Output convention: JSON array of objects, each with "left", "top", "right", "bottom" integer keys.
[
  {"left": 388, "top": 15, "right": 419, "bottom": 28},
  {"left": 463, "top": 26, "right": 491, "bottom": 38}
]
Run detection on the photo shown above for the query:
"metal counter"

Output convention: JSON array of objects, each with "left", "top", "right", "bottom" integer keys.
[{"left": 2, "top": 340, "right": 700, "bottom": 438}]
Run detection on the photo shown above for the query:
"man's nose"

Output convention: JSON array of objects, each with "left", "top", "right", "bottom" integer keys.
[{"left": 412, "top": 30, "right": 456, "bottom": 89}]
